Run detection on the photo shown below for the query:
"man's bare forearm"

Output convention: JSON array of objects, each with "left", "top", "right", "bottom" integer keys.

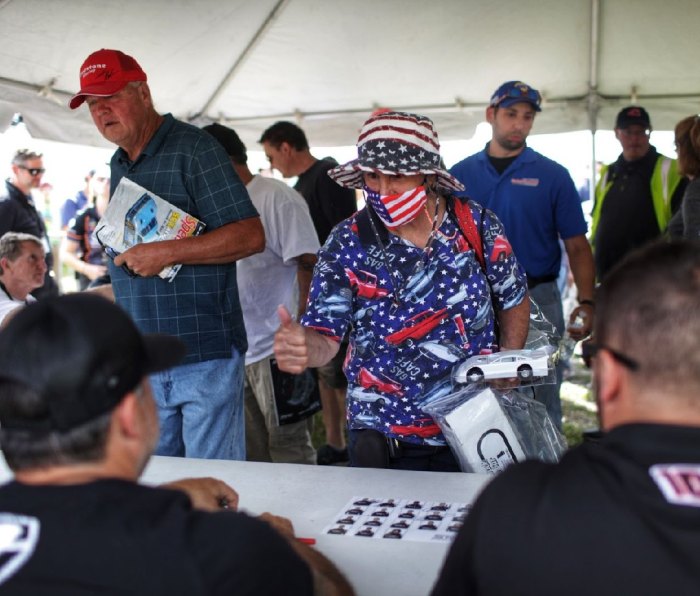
[
  {"left": 114, "top": 217, "right": 265, "bottom": 277},
  {"left": 157, "top": 217, "right": 265, "bottom": 265}
]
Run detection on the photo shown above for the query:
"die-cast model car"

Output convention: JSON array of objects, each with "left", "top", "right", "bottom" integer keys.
[{"left": 453, "top": 349, "right": 551, "bottom": 383}]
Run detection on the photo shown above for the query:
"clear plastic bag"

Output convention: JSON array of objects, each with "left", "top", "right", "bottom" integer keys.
[
  {"left": 525, "top": 295, "right": 560, "bottom": 351},
  {"left": 422, "top": 384, "right": 567, "bottom": 474},
  {"left": 448, "top": 298, "right": 562, "bottom": 390}
]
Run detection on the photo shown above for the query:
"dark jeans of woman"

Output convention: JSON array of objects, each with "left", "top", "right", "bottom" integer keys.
[{"left": 348, "top": 429, "right": 461, "bottom": 472}]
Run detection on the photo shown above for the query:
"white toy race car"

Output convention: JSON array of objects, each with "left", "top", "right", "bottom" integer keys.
[{"left": 453, "top": 349, "right": 552, "bottom": 384}]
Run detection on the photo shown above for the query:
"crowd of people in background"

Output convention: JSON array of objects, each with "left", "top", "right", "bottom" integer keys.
[{"left": 1, "top": 45, "right": 699, "bottom": 594}]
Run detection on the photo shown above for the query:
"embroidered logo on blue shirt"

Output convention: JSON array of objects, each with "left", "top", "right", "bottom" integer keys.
[{"left": 511, "top": 178, "right": 540, "bottom": 187}]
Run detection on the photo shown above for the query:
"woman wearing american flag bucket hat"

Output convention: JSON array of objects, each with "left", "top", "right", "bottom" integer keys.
[{"left": 273, "top": 111, "right": 530, "bottom": 471}]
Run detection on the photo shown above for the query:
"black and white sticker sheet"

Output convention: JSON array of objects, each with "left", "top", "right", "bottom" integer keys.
[{"left": 323, "top": 496, "right": 471, "bottom": 542}]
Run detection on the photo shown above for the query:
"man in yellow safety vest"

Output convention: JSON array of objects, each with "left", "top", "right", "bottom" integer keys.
[{"left": 591, "top": 106, "right": 686, "bottom": 280}]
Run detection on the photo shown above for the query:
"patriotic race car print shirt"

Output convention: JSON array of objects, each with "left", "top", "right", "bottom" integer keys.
[{"left": 300, "top": 200, "right": 527, "bottom": 446}]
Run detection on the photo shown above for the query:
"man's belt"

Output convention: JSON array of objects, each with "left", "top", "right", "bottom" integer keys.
[{"left": 526, "top": 273, "right": 558, "bottom": 289}]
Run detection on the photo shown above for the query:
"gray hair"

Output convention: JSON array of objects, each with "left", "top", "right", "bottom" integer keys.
[
  {"left": 0, "top": 232, "right": 43, "bottom": 274},
  {"left": 12, "top": 148, "right": 43, "bottom": 166}
]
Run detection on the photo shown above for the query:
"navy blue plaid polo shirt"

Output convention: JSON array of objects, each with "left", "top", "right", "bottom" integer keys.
[{"left": 109, "top": 114, "right": 258, "bottom": 364}]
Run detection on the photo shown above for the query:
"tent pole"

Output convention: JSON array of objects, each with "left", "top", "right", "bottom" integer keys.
[
  {"left": 193, "top": 0, "right": 289, "bottom": 120},
  {"left": 588, "top": 0, "right": 601, "bottom": 197}
]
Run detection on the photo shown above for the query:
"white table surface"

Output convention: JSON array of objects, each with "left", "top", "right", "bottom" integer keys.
[{"left": 1, "top": 455, "right": 491, "bottom": 596}]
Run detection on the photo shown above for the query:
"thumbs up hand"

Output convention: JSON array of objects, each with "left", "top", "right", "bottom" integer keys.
[{"left": 273, "top": 305, "right": 309, "bottom": 373}]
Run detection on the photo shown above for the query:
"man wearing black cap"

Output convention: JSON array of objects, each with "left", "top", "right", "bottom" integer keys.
[
  {"left": 591, "top": 106, "right": 687, "bottom": 280},
  {"left": 449, "top": 80, "right": 595, "bottom": 429},
  {"left": 431, "top": 240, "right": 700, "bottom": 595},
  {"left": 203, "top": 123, "right": 320, "bottom": 465},
  {"left": 0, "top": 294, "right": 351, "bottom": 595}
]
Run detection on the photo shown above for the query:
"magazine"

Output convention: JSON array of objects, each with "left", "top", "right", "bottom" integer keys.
[{"left": 95, "top": 177, "right": 206, "bottom": 282}]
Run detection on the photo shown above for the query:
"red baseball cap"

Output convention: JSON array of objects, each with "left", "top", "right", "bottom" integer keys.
[{"left": 69, "top": 49, "right": 147, "bottom": 109}]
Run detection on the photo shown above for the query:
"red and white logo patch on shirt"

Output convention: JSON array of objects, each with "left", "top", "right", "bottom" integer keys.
[
  {"left": 649, "top": 464, "right": 700, "bottom": 507},
  {"left": 510, "top": 178, "right": 539, "bottom": 187}
]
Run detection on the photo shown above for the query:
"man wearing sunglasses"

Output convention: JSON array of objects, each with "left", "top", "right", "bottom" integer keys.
[
  {"left": 591, "top": 106, "right": 687, "bottom": 281},
  {"left": 432, "top": 239, "right": 700, "bottom": 595},
  {"left": 449, "top": 80, "right": 595, "bottom": 430},
  {"left": 0, "top": 149, "right": 59, "bottom": 300}
]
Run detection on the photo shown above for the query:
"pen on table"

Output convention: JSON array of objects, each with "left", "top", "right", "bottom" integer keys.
[{"left": 297, "top": 537, "right": 316, "bottom": 545}]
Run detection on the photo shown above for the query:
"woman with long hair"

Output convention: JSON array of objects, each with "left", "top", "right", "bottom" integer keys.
[{"left": 668, "top": 115, "right": 700, "bottom": 238}]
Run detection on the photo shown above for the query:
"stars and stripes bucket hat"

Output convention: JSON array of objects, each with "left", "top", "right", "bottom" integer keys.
[{"left": 327, "top": 111, "right": 464, "bottom": 193}]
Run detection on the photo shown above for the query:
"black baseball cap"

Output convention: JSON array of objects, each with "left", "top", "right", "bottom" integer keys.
[
  {"left": 203, "top": 123, "right": 247, "bottom": 162},
  {"left": 615, "top": 106, "right": 651, "bottom": 129},
  {"left": 0, "top": 294, "right": 185, "bottom": 433}
]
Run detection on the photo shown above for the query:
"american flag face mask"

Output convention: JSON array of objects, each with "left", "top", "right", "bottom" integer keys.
[{"left": 364, "top": 184, "right": 427, "bottom": 229}]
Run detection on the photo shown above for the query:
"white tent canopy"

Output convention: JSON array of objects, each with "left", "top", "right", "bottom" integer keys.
[{"left": 1, "top": 0, "right": 699, "bottom": 150}]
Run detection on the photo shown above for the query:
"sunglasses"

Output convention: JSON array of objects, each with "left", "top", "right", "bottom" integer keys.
[
  {"left": 491, "top": 85, "right": 541, "bottom": 108},
  {"left": 581, "top": 342, "right": 639, "bottom": 371},
  {"left": 18, "top": 165, "right": 46, "bottom": 176}
]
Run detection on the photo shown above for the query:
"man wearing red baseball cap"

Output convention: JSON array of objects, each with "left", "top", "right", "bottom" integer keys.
[
  {"left": 69, "top": 49, "right": 147, "bottom": 109},
  {"left": 70, "top": 49, "right": 265, "bottom": 462}
]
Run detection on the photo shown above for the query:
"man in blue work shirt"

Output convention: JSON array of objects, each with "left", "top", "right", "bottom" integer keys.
[{"left": 449, "top": 80, "right": 595, "bottom": 428}]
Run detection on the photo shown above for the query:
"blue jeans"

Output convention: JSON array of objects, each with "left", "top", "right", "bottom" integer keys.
[
  {"left": 150, "top": 348, "right": 245, "bottom": 460},
  {"left": 528, "top": 281, "right": 565, "bottom": 429}
]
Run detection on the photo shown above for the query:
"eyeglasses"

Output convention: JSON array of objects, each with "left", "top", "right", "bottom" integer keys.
[
  {"left": 619, "top": 128, "right": 650, "bottom": 139},
  {"left": 18, "top": 165, "right": 46, "bottom": 176},
  {"left": 581, "top": 342, "right": 639, "bottom": 371}
]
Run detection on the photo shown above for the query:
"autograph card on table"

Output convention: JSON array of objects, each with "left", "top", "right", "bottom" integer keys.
[{"left": 323, "top": 496, "right": 471, "bottom": 543}]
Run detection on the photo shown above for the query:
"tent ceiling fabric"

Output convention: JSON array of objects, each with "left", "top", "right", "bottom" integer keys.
[{"left": 1, "top": 0, "right": 699, "bottom": 150}]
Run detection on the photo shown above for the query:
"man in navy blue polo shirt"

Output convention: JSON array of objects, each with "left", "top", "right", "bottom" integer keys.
[
  {"left": 449, "top": 81, "right": 595, "bottom": 428},
  {"left": 69, "top": 49, "right": 265, "bottom": 460}
]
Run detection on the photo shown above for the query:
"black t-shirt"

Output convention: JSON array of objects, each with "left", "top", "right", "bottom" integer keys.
[
  {"left": 487, "top": 154, "right": 518, "bottom": 175},
  {"left": 593, "top": 148, "right": 687, "bottom": 280},
  {"left": 0, "top": 180, "right": 58, "bottom": 300},
  {"left": 294, "top": 159, "right": 357, "bottom": 244},
  {"left": 431, "top": 424, "right": 700, "bottom": 596},
  {"left": 0, "top": 479, "right": 313, "bottom": 595}
]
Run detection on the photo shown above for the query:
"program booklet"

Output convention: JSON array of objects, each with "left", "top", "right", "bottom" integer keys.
[{"left": 95, "top": 177, "right": 206, "bottom": 282}]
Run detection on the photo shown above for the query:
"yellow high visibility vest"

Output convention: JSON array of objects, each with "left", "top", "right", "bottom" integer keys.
[{"left": 591, "top": 156, "right": 683, "bottom": 245}]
